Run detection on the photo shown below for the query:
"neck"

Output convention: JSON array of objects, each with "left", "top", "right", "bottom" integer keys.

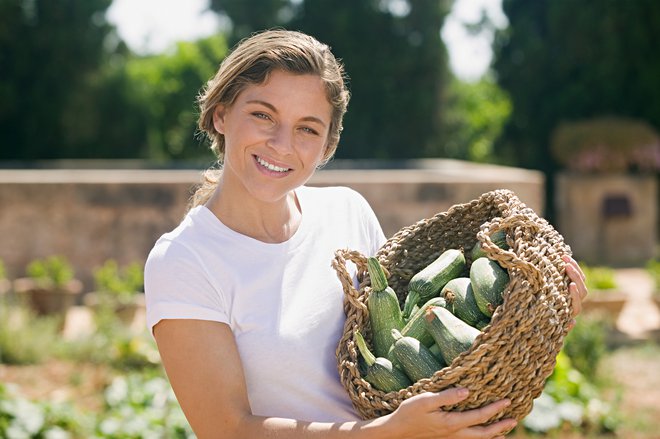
[{"left": 205, "top": 180, "right": 302, "bottom": 244}]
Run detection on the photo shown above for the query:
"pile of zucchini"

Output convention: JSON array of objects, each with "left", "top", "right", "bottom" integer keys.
[{"left": 357, "top": 230, "right": 511, "bottom": 393}]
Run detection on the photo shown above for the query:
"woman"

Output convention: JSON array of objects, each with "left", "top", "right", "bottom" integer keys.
[{"left": 145, "top": 29, "right": 588, "bottom": 438}]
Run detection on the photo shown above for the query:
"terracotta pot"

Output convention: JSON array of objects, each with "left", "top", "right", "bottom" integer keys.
[
  {"left": 582, "top": 290, "right": 628, "bottom": 320},
  {"left": 13, "top": 277, "right": 83, "bottom": 316},
  {"left": 83, "top": 291, "right": 146, "bottom": 326}
]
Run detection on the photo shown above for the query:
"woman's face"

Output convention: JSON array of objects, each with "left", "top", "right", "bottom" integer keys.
[{"left": 213, "top": 69, "right": 332, "bottom": 204}]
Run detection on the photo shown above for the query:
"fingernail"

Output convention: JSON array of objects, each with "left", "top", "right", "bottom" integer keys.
[
  {"left": 503, "top": 399, "right": 511, "bottom": 407},
  {"left": 457, "top": 387, "right": 469, "bottom": 398}
]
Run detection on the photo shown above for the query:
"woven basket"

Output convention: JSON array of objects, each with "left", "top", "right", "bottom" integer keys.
[{"left": 332, "top": 189, "right": 574, "bottom": 422}]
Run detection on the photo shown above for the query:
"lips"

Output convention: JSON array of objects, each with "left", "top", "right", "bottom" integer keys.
[{"left": 254, "top": 155, "right": 291, "bottom": 173}]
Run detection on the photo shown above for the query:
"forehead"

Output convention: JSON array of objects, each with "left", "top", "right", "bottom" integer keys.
[{"left": 238, "top": 70, "right": 331, "bottom": 114}]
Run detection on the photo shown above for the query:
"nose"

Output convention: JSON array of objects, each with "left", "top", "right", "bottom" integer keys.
[{"left": 266, "top": 124, "right": 294, "bottom": 155}]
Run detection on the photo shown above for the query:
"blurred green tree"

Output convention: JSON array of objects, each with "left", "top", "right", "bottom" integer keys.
[
  {"left": 0, "top": 0, "right": 115, "bottom": 160},
  {"left": 437, "top": 77, "right": 512, "bottom": 162},
  {"left": 113, "top": 35, "right": 228, "bottom": 161},
  {"left": 492, "top": 0, "right": 660, "bottom": 214},
  {"left": 209, "top": 0, "right": 453, "bottom": 160}
]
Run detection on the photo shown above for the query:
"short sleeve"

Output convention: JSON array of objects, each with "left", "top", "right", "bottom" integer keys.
[
  {"left": 352, "top": 190, "right": 387, "bottom": 256},
  {"left": 144, "top": 238, "right": 229, "bottom": 335}
]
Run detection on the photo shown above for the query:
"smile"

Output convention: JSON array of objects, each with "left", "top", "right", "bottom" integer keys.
[{"left": 255, "top": 155, "right": 291, "bottom": 173}]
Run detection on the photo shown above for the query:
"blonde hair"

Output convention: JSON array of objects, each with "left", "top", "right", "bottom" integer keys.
[{"left": 191, "top": 29, "right": 350, "bottom": 207}]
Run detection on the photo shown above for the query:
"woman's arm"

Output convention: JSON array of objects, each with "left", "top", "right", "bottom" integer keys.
[{"left": 154, "top": 319, "right": 516, "bottom": 439}]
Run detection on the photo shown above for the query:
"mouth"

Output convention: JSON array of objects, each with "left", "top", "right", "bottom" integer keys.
[{"left": 254, "top": 155, "right": 292, "bottom": 174}]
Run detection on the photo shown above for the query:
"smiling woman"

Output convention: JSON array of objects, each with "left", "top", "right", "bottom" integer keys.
[{"left": 141, "top": 29, "right": 531, "bottom": 439}]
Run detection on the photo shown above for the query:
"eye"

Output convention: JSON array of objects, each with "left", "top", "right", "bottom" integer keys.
[
  {"left": 299, "top": 126, "right": 320, "bottom": 136},
  {"left": 251, "top": 112, "right": 271, "bottom": 121}
]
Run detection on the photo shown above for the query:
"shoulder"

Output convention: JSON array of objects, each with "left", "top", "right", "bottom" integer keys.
[{"left": 145, "top": 206, "right": 213, "bottom": 274}]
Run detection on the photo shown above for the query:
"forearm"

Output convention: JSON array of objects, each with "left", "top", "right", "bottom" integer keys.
[{"left": 193, "top": 412, "right": 399, "bottom": 439}]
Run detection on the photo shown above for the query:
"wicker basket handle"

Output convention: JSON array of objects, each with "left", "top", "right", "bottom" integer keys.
[
  {"left": 477, "top": 214, "right": 544, "bottom": 290},
  {"left": 332, "top": 249, "right": 370, "bottom": 313}
]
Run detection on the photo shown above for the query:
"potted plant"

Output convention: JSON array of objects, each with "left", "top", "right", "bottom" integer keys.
[
  {"left": 646, "top": 258, "right": 660, "bottom": 309},
  {"left": 580, "top": 262, "right": 627, "bottom": 320},
  {"left": 84, "top": 259, "right": 145, "bottom": 326},
  {"left": 13, "top": 255, "right": 83, "bottom": 316}
]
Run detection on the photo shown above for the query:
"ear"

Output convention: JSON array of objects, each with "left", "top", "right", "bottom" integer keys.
[{"left": 212, "top": 105, "right": 227, "bottom": 135}]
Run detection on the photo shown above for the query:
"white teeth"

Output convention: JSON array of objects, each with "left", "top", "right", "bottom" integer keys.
[{"left": 256, "top": 156, "right": 290, "bottom": 173}]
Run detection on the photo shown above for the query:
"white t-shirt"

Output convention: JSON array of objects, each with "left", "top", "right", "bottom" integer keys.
[{"left": 144, "top": 185, "right": 386, "bottom": 422}]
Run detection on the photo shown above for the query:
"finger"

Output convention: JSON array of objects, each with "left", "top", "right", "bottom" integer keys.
[
  {"left": 569, "top": 283, "right": 582, "bottom": 317},
  {"left": 562, "top": 255, "right": 585, "bottom": 282},
  {"left": 444, "top": 399, "right": 511, "bottom": 429},
  {"left": 567, "top": 318, "right": 576, "bottom": 330},
  {"left": 414, "top": 387, "right": 470, "bottom": 410},
  {"left": 465, "top": 418, "right": 518, "bottom": 438}
]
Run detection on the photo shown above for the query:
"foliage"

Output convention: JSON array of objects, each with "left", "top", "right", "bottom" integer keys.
[
  {"left": 95, "top": 372, "right": 194, "bottom": 438},
  {"left": 0, "top": 0, "right": 116, "bottom": 160},
  {"left": 437, "top": 77, "right": 512, "bottom": 162},
  {"left": 562, "top": 313, "right": 612, "bottom": 381},
  {"left": 93, "top": 260, "right": 143, "bottom": 304},
  {"left": 210, "top": 0, "right": 453, "bottom": 160},
  {"left": 550, "top": 116, "right": 660, "bottom": 173},
  {"left": 120, "top": 34, "right": 228, "bottom": 160},
  {"left": 0, "top": 305, "right": 63, "bottom": 365},
  {"left": 492, "top": 0, "right": 660, "bottom": 215},
  {"left": 522, "top": 351, "right": 620, "bottom": 435},
  {"left": 0, "top": 383, "right": 90, "bottom": 439},
  {"left": 0, "top": 259, "right": 6, "bottom": 280},
  {"left": 578, "top": 262, "right": 618, "bottom": 292},
  {"left": 645, "top": 258, "right": 660, "bottom": 293},
  {"left": 25, "top": 256, "right": 74, "bottom": 288}
]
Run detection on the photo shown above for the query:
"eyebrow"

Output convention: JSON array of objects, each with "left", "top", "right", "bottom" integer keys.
[{"left": 246, "top": 99, "right": 328, "bottom": 128}]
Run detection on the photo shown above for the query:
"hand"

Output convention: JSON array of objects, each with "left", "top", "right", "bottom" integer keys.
[
  {"left": 562, "top": 255, "right": 589, "bottom": 328},
  {"left": 384, "top": 387, "right": 517, "bottom": 439}
]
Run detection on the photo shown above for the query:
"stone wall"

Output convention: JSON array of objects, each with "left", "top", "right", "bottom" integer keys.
[
  {"left": 555, "top": 172, "right": 658, "bottom": 267},
  {"left": 0, "top": 160, "right": 544, "bottom": 292}
]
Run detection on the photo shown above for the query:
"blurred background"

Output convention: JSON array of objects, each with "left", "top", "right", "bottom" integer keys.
[{"left": 1, "top": 0, "right": 659, "bottom": 437}]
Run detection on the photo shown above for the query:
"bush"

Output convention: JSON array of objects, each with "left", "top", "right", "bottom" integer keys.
[
  {"left": 25, "top": 256, "right": 75, "bottom": 288},
  {"left": 579, "top": 262, "right": 618, "bottom": 291},
  {"left": 562, "top": 313, "right": 612, "bottom": 381},
  {"left": 93, "top": 260, "right": 143, "bottom": 305},
  {"left": 0, "top": 305, "right": 63, "bottom": 364}
]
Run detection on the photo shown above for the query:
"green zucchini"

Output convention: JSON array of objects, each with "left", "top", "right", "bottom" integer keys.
[
  {"left": 354, "top": 330, "right": 411, "bottom": 392},
  {"left": 469, "top": 257, "right": 509, "bottom": 317},
  {"left": 470, "top": 229, "right": 510, "bottom": 261},
  {"left": 401, "top": 296, "right": 447, "bottom": 347},
  {"left": 475, "top": 318, "right": 491, "bottom": 330},
  {"left": 440, "top": 277, "right": 487, "bottom": 327},
  {"left": 424, "top": 306, "right": 481, "bottom": 365},
  {"left": 402, "top": 249, "right": 466, "bottom": 318},
  {"left": 428, "top": 343, "right": 445, "bottom": 363},
  {"left": 390, "top": 329, "right": 445, "bottom": 382},
  {"left": 366, "top": 257, "right": 405, "bottom": 357}
]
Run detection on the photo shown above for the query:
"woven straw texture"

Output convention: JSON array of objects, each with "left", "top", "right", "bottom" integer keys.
[{"left": 332, "top": 189, "right": 574, "bottom": 422}]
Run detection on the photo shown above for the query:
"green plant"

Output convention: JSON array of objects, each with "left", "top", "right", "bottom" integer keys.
[
  {"left": 93, "top": 260, "right": 143, "bottom": 304},
  {"left": 0, "top": 259, "right": 6, "bottom": 280},
  {"left": 522, "top": 351, "right": 621, "bottom": 435},
  {"left": 95, "top": 372, "right": 195, "bottom": 438},
  {"left": 579, "top": 262, "right": 618, "bottom": 292},
  {"left": 0, "top": 382, "right": 91, "bottom": 438},
  {"left": 562, "top": 313, "right": 612, "bottom": 381},
  {"left": 645, "top": 258, "right": 660, "bottom": 293},
  {"left": 25, "top": 255, "right": 74, "bottom": 288},
  {"left": 0, "top": 305, "right": 63, "bottom": 365}
]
